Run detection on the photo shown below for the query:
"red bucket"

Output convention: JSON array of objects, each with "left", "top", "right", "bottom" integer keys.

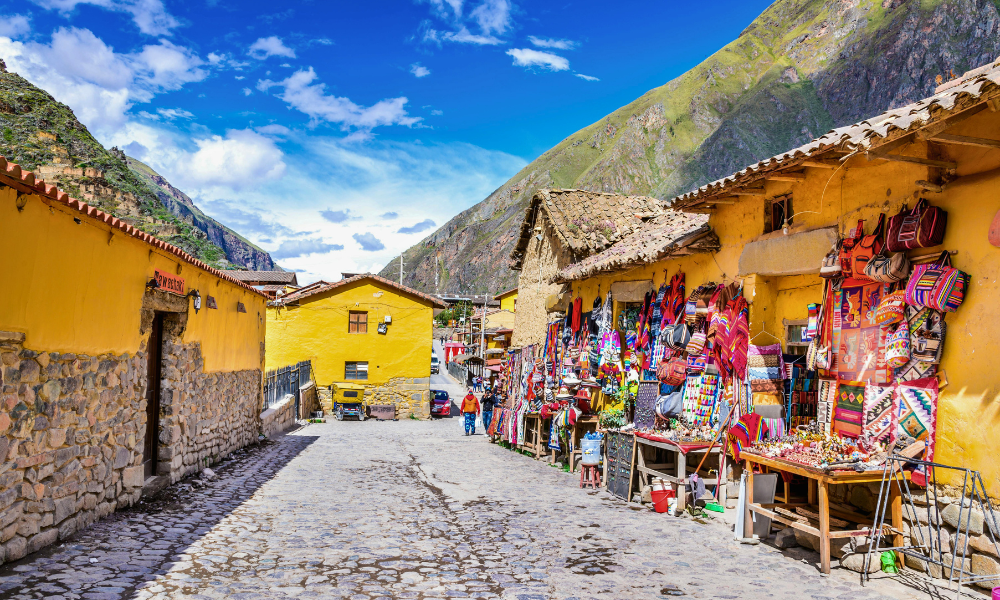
[{"left": 651, "top": 489, "right": 676, "bottom": 513}]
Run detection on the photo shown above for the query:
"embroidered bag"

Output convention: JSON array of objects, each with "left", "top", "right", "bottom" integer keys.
[
  {"left": 661, "top": 322, "right": 691, "bottom": 352},
  {"left": 865, "top": 250, "right": 911, "bottom": 283},
  {"left": 839, "top": 219, "right": 864, "bottom": 274},
  {"left": 685, "top": 332, "right": 707, "bottom": 356},
  {"left": 908, "top": 307, "right": 946, "bottom": 364},
  {"left": 874, "top": 290, "right": 907, "bottom": 326},
  {"left": 852, "top": 214, "right": 885, "bottom": 280},
  {"left": 884, "top": 323, "right": 910, "bottom": 368},
  {"left": 887, "top": 198, "right": 947, "bottom": 252},
  {"left": 820, "top": 240, "right": 843, "bottom": 279},
  {"left": 659, "top": 358, "right": 687, "bottom": 386},
  {"left": 905, "top": 251, "right": 969, "bottom": 312}
]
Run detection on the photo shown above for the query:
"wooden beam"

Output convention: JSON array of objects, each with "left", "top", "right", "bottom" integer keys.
[
  {"left": 916, "top": 180, "right": 946, "bottom": 193},
  {"left": 875, "top": 153, "right": 958, "bottom": 169},
  {"left": 870, "top": 103, "right": 988, "bottom": 157},
  {"left": 706, "top": 199, "right": 736, "bottom": 204},
  {"left": 730, "top": 188, "right": 766, "bottom": 196},
  {"left": 801, "top": 159, "right": 839, "bottom": 169},
  {"left": 989, "top": 98, "right": 1000, "bottom": 112},
  {"left": 929, "top": 132, "right": 1000, "bottom": 149},
  {"left": 765, "top": 172, "right": 806, "bottom": 182}
]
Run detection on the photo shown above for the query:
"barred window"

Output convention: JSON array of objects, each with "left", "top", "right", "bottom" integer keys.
[{"left": 345, "top": 361, "right": 368, "bottom": 380}]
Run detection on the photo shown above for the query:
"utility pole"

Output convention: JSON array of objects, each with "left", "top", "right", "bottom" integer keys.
[
  {"left": 398, "top": 254, "right": 404, "bottom": 285},
  {"left": 479, "top": 293, "right": 488, "bottom": 359}
]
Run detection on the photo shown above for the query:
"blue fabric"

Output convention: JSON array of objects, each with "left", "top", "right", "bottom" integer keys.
[
  {"left": 464, "top": 412, "right": 476, "bottom": 434},
  {"left": 482, "top": 410, "right": 493, "bottom": 431}
]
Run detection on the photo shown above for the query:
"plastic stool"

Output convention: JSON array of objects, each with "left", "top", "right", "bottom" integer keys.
[{"left": 580, "top": 464, "right": 601, "bottom": 489}]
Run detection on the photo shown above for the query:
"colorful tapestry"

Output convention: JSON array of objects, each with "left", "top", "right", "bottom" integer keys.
[
  {"left": 863, "top": 385, "right": 896, "bottom": 443},
  {"left": 722, "top": 379, "right": 752, "bottom": 421},
  {"left": 806, "top": 303, "right": 819, "bottom": 340},
  {"left": 838, "top": 282, "right": 891, "bottom": 383},
  {"left": 834, "top": 380, "right": 866, "bottom": 438},
  {"left": 762, "top": 417, "right": 786, "bottom": 440},
  {"left": 894, "top": 358, "right": 937, "bottom": 383},
  {"left": 691, "top": 374, "right": 720, "bottom": 426},
  {"left": 727, "top": 413, "right": 768, "bottom": 462},
  {"left": 895, "top": 377, "right": 939, "bottom": 485}
]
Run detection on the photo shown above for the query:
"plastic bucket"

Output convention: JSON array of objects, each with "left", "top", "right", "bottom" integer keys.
[
  {"left": 651, "top": 489, "right": 676, "bottom": 513},
  {"left": 581, "top": 439, "right": 602, "bottom": 466},
  {"left": 993, "top": 587, "right": 1000, "bottom": 600}
]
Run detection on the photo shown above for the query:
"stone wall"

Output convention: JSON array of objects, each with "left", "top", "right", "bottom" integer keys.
[
  {"left": 363, "top": 377, "right": 430, "bottom": 419},
  {"left": 260, "top": 394, "right": 297, "bottom": 438},
  {"left": 0, "top": 328, "right": 262, "bottom": 566},
  {"left": 511, "top": 213, "right": 575, "bottom": 348},
  {"left": 299, "top": 382, "right": 319, "bottom": 419}
]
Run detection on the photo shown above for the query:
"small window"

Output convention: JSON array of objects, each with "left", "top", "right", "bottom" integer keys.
[
  {"left": 784, "top": 319, "right": 810, "bottom": 356},
  {"left": 345, "top": 361, "right": 368, "bottom": 380},
  {"left": 349, "top": 311, "right": 368, "bottom": 334},
  {"left": 766, "top": 195, "right": 793, "bottom": 234}
]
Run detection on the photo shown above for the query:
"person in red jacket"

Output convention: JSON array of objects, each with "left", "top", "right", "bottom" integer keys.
[{"left": 460, "top": 388, "right": 480, "bottom": 436}]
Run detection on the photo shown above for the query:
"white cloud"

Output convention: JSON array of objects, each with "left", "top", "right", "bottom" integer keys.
[
  {"left": 506, "top": 48, "right": 569, "bottom": 71},
  {"left": 441, "top": 27, "right": 502, "bottom": 45},
  {"left": 258, "top": 67, "right": 421, "bottom": 130},
  {"left": 29, "top": 0, "right": 179, "bottom": 36},
  {"left": 575, "top": 73, "right": 599, "bottom": 82},
  {"left": 419, "top": 0, "right": 509, "bottom": 46},
  {"left": 426, "top": 0, "right": 464, "bottom": 19},
  {"left": 470, "top": 0, "right": 511, "bottom": 36},
  {"left": 180, "top": 129, "right": 286, "bottom": 190},
  {"left": 430, "top": 109, "right": 443, "bottom": 116},
  {"left": 410, "top": 63, "right": 431, "bottom": 78},
  {"left": 242, "top": 87, "right": 252, "bottom": 96},
  {"left": 0, "top": 14, "right": 31, "bottom": 38},
  {"left": 528, "top": 36, "right": 577, "bottom": 50},
  {"left": 156, "top": 107, "right": 194, "bottom": 120},
  {"left": 256, "top": 124, "right": 291, "bottom": 136},
  {"left": 248, "top": 36, "right": 296, "bottom": 60}
]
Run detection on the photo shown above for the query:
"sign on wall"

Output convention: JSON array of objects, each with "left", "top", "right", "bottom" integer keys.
[
  {"left": 154, "top": 269, "right": 185, "bottom": 295},
  {"left": 206, "top": 296, "right": 218, "bottom": 309},
  {"left": 369, "top": 405, "right": 395, "bottom": 420}
]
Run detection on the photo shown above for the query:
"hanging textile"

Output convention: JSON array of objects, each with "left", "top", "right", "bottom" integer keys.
[
  {"left": 863, "top": 384, "right": 896, "bottom": 443},
  {"left": 727, "top": 413, "right": 768, "bottom": 462},
  {"left": 838, "top": 281, "right": 890, "bottom": 383},
  {"left": 806, "top": 303, "right": 820, "bottom": 340},
  {"left": 895, "top": 377, "right": 939, "bottom": 486},
  {"left": 721, "top": 295, "right": 750, "bottom": 383},
  {"left": 664, "top": 270, "right": 686, "bottom": 327},
  {"left": 761, "top": 417, "right": 786, "bottom": 439},
  {"left": 833, "top": 379, "right": 866, "bottom": 438}
]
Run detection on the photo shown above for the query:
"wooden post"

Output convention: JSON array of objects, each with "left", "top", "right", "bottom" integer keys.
[
  {"left": 819, "top": 481, "right": 831, "bottom": 575},
  {"left": 808, "top": 478, "right": 817, "bottom": 505}
]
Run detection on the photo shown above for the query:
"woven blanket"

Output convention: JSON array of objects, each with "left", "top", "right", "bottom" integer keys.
[
  {"left": 750, "top": 379, "right": 783, "bottom": 393},
  {"left": 895, "top": 377, "right": 939, "bottom": 486},
  {"left": 834, "top": 380, "right": 865, "bottom": 438},
  {"left": 863, "top": 385, "right": 896, "bottom": 443},
  {"left": 747, "top": 353, "right": 781, "bottom": 369},
  {"left": 747, "top": 366, "right": 783, "bottom": 381},
  {"left": 762, "top": 417, "right": 785, "bottom": 439},
  {"left": 727, "top": 413, "right": 768, "bottom": 462},
  {"left": 752, "top": 391, "right": 783, "bottom": 406}
]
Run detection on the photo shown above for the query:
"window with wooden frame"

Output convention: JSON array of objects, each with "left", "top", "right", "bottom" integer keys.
[
  {"left": 783, "top": 318, "right": 810, "bottom": 356},
  {"left": 348, "top": 311, "right": 368, "bottom": 334},
  {"left": 345, "top": 361, "right": 368, "bottom": 380},
  {"left": 764, "top": 195, "right": 793, "bottom": 234}
]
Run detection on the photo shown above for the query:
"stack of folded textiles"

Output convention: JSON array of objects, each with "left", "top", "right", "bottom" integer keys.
[{"left": 747, "top": 343, "right": 785, "bottom": 405}]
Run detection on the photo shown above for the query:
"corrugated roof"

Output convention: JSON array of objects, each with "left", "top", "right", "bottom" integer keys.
[
  {"left": 671, "top": 56, "right": 1000, "bottom": 209},
  {"left": 553, "top": 212, "right": 716, "bottom": 283},
  {"left": 509, "top": 188, "right": 664, "bottom": 270},
  {"left": 229, "top": 270, "right": 298, "bottom": 284},
  {"left": 0, "top": 156, "right": 266, "bottom": 297},
  {"left": 274, "top": 273, "right": 448, "bottom": 308}
]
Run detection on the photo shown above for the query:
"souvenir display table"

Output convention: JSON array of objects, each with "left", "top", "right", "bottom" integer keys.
[
  {"left": 518, "top": 413, "right": 549, "bottom": 459},
  {"left": 567, "top": 415, "right": 600, "bottom": 472},
  {"left": 629, "top": 432, "right": 727, "bottom": 515},
  {"left": 742, "top": 452, "right": 906, "bottom": 575}
]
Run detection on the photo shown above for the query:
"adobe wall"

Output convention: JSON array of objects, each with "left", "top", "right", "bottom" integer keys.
[{"left": 511, "top": 213, "right": 576, "bottom": 348}]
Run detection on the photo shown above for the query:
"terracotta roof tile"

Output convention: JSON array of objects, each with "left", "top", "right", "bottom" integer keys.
[
  {"left": 228, "top": 270, "right": 298, "bottom": 284},
  {"left": 275, "top": 273, "right": 448, "bottom": 309},
  {"left": 671, "top": 56, "right": 1000, "bottom": 209},
  {"left": 0, "top": 155, "right": 267, "bottom": 297}
]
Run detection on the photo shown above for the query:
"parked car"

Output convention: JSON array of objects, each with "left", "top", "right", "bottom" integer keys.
[
  {"left": 430, "top": 389, "right": 451, "bottom": 417},
  {"left": 431, "top": 353, "right": 440, "bottom": 374}
]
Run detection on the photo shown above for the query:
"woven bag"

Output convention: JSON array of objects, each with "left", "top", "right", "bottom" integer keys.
[
  {"left": 887, "top": 198, "right": 947, "bottom": 252},
  {"left": 905, "top": 251, "right": 968, "bottom": 312},
  {"left": 874, "top": 290, "right": 907, "bottom": 326},
  {"left": 865, "top": 251, "right": 910, "bottom": 283},
  {"left": 884, "top": 323, "right": 910, "bottom": 368}
]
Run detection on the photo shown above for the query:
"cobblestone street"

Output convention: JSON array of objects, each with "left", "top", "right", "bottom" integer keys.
[{"left": 0, "top": 412, "right": 934, "bottom": 600}]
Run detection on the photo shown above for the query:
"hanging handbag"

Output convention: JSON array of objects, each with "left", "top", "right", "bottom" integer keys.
[
  {"left": 908, "top": 307, "right": 946, "bottom": 364},
  {"left": 852, "top": 214, "right": 885, "bottom": 280},
  {"left": 865, "top": 250, "right": 911, "bottom": 283},
  {"left": 655, "top": 390, "right": 684, "bottom": 419},
  {"left": 839, "top": 219, "right": 864, "bottom": 274},
  {"left": 661, "top": 322, "right": 691, "bottom": 352},
  {"left": 904, "top": 251, "right": 969, "bottom": 312},
  {"left": 685, "top": 332, "right": 707, "bottom": 356},
  {"left": 887, "top": 198, "right": 948, "bottom": 252},
  {"left": 820, "top": 240, "right": 843, "bottom": 279},
  {"left": 884, "top": 323, "right": 910, "bottom": 368},
  {"left": 659, "top": 358, "right": 687, "bottom": 386},
  {"left": 874, "top": 289, "right": 907, "bottom": 326}
]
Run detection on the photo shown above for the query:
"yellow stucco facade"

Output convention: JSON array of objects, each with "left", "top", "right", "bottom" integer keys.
[
  {"left": 557, "top": 107, "right": 1000, "bottom": 495},
  {"left": 497, "top": 289, "right": 518, "bottom": 312},
  {"left": 0, "top": 185, "right": 266, "bottom": 373},
  {"left": 266, "top": 276, "right": 437, "bottom": 417}
]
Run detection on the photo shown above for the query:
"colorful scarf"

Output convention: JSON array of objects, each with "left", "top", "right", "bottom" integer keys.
[
  {"left": 834, "top": 380, "right": 866, "bottom": 438},
  {"left": 725, "top": 296, "right": 750, "bottom": 382}
]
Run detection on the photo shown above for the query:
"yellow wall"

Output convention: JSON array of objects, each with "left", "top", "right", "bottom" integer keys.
[
  {"left": 0, "top": 187, "right": 266, "bottom": 372},
  {"left": 266, "top": 278, "right": 434, "bottom": 386},
  {"left": 498, "top": 290, "right": 518, "bottom": 312},
  {"left": 562, "top": 108, "right": 1000, "bottom": 495}
]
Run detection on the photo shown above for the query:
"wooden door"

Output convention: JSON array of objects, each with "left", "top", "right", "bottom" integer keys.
[{"left": 143, "top": 312, "right": 164, "bottom": 479}]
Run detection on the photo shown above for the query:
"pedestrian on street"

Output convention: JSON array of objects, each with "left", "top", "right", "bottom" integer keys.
[
  {"left": 460, "top": 387, "right": 480, "bottom": 436},
  {"left": 481, "top": 385, "right": 496, "bottom": 432}
]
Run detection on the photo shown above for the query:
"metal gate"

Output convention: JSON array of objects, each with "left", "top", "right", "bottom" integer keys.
[{"left": 263, "top": 360, "right": 312, "bottom": 417}]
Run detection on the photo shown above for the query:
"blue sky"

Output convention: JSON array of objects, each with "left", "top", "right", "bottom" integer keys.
[{"left": 0, "top": 0, "right": 772, "bottom": 282}]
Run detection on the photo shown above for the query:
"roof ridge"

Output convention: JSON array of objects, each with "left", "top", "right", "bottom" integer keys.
[{"left": 274, "top": 273, "right": 447, "bottom": 308}]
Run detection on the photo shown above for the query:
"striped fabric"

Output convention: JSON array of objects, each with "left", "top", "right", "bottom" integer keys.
[
  {"left": 727, "top": 413, "right": 768, "bottom": 462},
  {"left": 728, "top": 297, "right": 750, "bottom": 382}
]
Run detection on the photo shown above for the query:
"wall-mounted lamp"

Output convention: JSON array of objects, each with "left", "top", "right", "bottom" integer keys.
[{"left": 188, "top": 289, "right": 202, "bottom": 314}]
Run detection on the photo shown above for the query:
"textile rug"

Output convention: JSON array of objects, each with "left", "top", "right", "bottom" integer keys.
[
  {"left": 834, "top": 380, "right": 865, "bottom": 438},
  {"left": 863, "top": 385, "right": 896, "bottom": 443}
]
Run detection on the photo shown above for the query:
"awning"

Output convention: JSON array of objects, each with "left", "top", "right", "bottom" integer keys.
[{"left": 486, "top": 365, "right": 503, "bottom": 372}]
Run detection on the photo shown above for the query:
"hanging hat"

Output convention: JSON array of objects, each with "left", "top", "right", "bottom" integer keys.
[
  {"left": 581, "top": 377, "right": 600, "bottom": 388},
  {"left": 563, "top": 375, "right": 581, "bottom": 387},
  {"left": 555, "top": 386, "right": 574, "bottom": 398},
  {"left": 574, "top": 387, "right": 591, "bottom": 401}
]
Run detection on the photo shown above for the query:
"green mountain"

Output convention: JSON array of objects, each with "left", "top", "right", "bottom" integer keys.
[
  {"left": 381, "top": 0, "right": 1000, "bottom": 294},
  {"left": 0, "top": 63, "right": 276, "bottom": 271}
]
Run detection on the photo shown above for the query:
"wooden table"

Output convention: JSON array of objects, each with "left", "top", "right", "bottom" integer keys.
[
  {"left": 742, "top": 453, "right": 905, "bottom": 575},
  {"left": 567, "top": 416, "right": 599, "bottom": 472},
  {"left": 518, "top": 413, "right": 549, "bottom": 459},
  {"left": 629, "top": 434, "right": 727, "bottom": 515}
]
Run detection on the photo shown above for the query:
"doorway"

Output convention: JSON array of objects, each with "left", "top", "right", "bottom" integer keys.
[{"left": 143, "top": 312, "right": 164, "bottom": 479}]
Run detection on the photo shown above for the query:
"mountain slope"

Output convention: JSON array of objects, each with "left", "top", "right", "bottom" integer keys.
[
  {"left": 0, "top": 63, "right": 276, "bottom": 271},
  {"left": 381, "top": 0, "right": 1000, "bottom": 294}
]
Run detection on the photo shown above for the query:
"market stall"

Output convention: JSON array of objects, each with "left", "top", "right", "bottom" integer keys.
[{"left": 629, "top": 432, "right": 727, "bottom": 515}]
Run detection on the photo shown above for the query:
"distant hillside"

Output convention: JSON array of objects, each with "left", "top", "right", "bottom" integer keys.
[
  {"left": 381, "top": 0, "right": 1000, "bottom": 294},
  {"left": 0, "top": 63, "right": 276, "bottom": 271}
]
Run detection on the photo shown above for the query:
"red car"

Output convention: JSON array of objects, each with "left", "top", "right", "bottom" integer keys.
[{"left": 430, "top": 390, "right": 451, "bottom": 417}]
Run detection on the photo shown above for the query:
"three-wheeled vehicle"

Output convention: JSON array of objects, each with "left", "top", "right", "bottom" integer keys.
[{"left": 330, "top": 382, "right": 367, "bottom": 421}]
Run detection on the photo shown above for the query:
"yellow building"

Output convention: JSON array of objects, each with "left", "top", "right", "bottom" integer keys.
[
  {"left": 495, "top": 287, "right": 518, "bottom": 312},
  {"left": 0, "top": 157, "right": 267, "bottom": 562},
  {"left": 549, "top": 59, "right": 1000, "bottom": 496},
  {"left": 266, "top": 274, "right": 446, "bottom": 418}
]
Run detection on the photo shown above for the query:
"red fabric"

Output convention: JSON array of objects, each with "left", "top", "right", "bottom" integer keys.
[
  {"left": 461, "top": 394, "right": 480, "bottom": 414},
  {"left": 571, "top": 297, "right": 582, "bottom": 332},
  {"left": 634, "top": 432, "right": 713, "bottom": 454}
]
